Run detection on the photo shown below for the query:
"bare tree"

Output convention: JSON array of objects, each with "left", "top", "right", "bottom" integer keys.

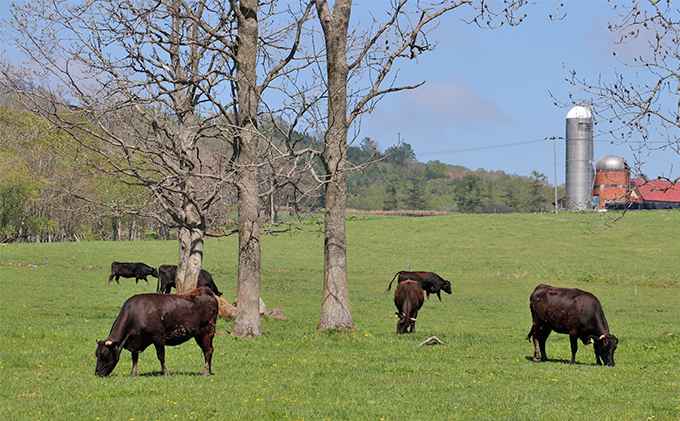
[
  {"left": 563, "top": 0, "right": 680, "bottom": 183},
  {"left": 2, "top": 0, "right": 317, "bottom": 298},
  {"left": 1, "top": 0, "right": 243, "bottom": 290},
  {"left": 309, "top": 0, "right": 529, "bottom": 330}
]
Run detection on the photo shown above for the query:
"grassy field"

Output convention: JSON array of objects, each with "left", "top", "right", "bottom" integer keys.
[{"left": 1, "top": 210, "right": 679, "bottom": 420}]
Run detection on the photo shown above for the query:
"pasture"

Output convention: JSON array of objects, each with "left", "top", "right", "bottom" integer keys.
[{"left": 1, "top": 210, "right": 679, "bottom": 420}]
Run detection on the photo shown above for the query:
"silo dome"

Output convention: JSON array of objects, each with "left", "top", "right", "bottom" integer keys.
[
  {"left": 596, "top": 155, "right": 629, "bottom": 172},
  {"left": 566, "top": 106, "right": 592, "bottom": 119}
]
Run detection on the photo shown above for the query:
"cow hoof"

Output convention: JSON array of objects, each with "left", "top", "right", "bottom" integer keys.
[{"left": 533, "top": 356, "right": 541, "bottom": 362}]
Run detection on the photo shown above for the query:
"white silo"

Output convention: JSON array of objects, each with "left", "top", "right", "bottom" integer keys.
[{"left": 565, "top": 106, "right": 594, "bottom": 211}]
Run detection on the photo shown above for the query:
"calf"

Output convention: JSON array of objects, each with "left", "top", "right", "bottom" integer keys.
[
  {"left": 527, "top": 284, "right": 619, "bottom": 366},
  {"left": 394, "top": 280, "right": 425, "bottom": 334},
  {"left": 108, "top": 262, "right": 158, "bottom": 286},
  {"left": 156, "top": 265, "right": 222, "bottom": 296},
  {"left": 387, "top": 271, "right": 452, "bottom": 301},
  {"left": 95, "top": 287, "right": 218, "bottom": 377}
]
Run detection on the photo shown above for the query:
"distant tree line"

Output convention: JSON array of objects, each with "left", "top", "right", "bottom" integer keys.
[{"left": 347, "top": 138, "right": 560, "bottom": 214}]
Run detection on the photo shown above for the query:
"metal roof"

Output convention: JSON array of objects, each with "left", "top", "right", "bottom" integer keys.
[
  {"left": 596, "top": 155, "right": 629, "bottom": 172},
  {"left": 631, "top": 179, "right": 680, "bottom": 203},
  {"left": 566, "top": 106, "right": 592, "bottom": 119}
]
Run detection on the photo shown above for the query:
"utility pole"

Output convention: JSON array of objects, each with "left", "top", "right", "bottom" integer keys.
[{"left": 546, "top": 136, "right": 563, "bottom": 214}]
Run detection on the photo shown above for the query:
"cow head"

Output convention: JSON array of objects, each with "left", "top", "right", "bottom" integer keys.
[
  {"left": 441, "top": 280, "right": 452, "bottom": 295},
  {"left": 95, "top": 340, "right": 121, "bottom": 377},
  {"left": 397, "top": 316, "right": 416, "bottom": 334},
  {"left": 592, "top": 334, "right": 618, "bottom": 367},
  {"left": 151, "top": 267, "right": 159, "bottom": 278}
]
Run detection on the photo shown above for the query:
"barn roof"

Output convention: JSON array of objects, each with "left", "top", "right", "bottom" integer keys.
[{"left": 630, "top": 178, "right": 680, "bottom": 203}]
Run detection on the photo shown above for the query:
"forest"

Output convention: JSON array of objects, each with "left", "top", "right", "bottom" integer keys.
[{"left": 0, "top": 96, "right": 559, "bottom": 244}]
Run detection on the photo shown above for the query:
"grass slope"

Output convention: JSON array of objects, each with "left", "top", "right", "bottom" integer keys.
[{"left": 1, "top": 210, "right": 679, "bottom": 420}]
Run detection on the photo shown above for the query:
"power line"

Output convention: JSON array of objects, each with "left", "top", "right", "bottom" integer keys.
[
  {"left": 417, "top": 138, "right": 546, "bottom": 156},
  {"left": 417, "top": 137, "right": 672, "bottom": 156}
]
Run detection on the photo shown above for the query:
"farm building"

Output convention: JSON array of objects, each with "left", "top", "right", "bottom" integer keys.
[
  {"left": 592, "top": 155, "right": 631, "bottom": 210},
  {"left": 625, "top": 178, "right": 680, "bottom": 210},
  {"left": 590, "top": 154, "right": 680, "bottom": 211}
]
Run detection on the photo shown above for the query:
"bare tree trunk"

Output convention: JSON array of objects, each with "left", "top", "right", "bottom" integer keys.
[
  {"left": 176, "top": 200, "right": 204, "bottom": 292},
  {"left": 129, "top": 215, "right": 137, "bottom": 241},
  {"left": 232, "top": 0, "right": 263, "bottom": 338},
  {"left": 315, "top": 0, "right": 355, "bottom": 331}
]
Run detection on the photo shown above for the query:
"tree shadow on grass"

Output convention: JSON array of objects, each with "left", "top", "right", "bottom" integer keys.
[
  {"left": 523, "top": 356, "right": 587, "bottom": 365},
  {"left": 136, "top": 371, "right": 210, "bottom": 377}
]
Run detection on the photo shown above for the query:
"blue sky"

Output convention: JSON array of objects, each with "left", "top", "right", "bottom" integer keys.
[
  {"left": 1, "top": 1, "right": 676, "bottom": 185},
  {"left": 354, "top": 1, "right": 678, "bottom": 185}
]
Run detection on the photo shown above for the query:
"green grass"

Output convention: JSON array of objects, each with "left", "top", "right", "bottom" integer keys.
[{"left": 1, "top": 210, "right": 680, "bottom": 420}]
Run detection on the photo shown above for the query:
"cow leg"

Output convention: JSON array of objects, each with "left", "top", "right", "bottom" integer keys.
[
  {"left": 437, "top": 291, "right": 442, "bottom": 301},
  {"left": 410, "top": 310, "right": 419, "bottom": 333},
  {"left": 141, "top": 276, "right": 150, "bottom": 286},
  {"left": 532, "top": 328, "right": 550, "bottom": 362},
  {"left": 569, "top": 335, "right": 579, "bottom": 365},
  {"left": 108, "top": 273, "right": 115, "bottom": 284},
  {"left": 195, "top": 334, "right": 214, "bottom": 376},
  {"left": 154, "top": 342, "right": 168, "bottom": 376},
  {"left": 130, "top": 352, "right": 139, "bottom": 376},
  {"left": 115, "top": 275, "right": 121, "bottom": 285},
  {"left": 425, "top": 292, "right": 430, "bottom": 302}
]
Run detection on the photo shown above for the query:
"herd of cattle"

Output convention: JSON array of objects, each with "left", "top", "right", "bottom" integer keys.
[{"left": 95, "top": 263, "right": 619, "bottom": 377}]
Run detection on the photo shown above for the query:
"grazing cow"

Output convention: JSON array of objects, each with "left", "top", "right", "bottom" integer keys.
[
  {"left": 108, "top": 262, "right": 158, "bottom": 286},
  {"left": 156, "top": 265, "right": 222, "bottom": 296},
  {"left": 394, "top": 280, "right": 425, "bottom": 334},
  {"left": 387, "top": 271, "right": 452, "bottom": 301},
  {"left": 527, "top": 284, "right": 619, "bottom": 366},
  {"left": 94, "top": 287, "right": 218, "bottom": 377}
]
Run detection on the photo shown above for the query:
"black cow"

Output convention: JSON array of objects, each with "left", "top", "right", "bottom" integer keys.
[
  {"left": 156, "top": 265, "right": 222, "bottom": 297},
  {"left": 394, "top": 280, "right": 425, "bottom": 334},
  {"left": 387, "top": 271, "right": 452, "bottom": 301},
  {"left": 527, "top": 284, "right": 619, "bottom": 366},
  {"left": 108, "top": 262, "right": 158, "bottom": 286},
  {"left": 95, "top": 287, "right": 218, "bottom": 377}
]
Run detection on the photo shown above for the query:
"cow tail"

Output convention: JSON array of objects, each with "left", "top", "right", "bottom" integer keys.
[
  {"left": 386, "top": 271, "right": 401, "bottom": 294},
  {"left": 526, "top": 325, "right": 536, "bottom": 341}
]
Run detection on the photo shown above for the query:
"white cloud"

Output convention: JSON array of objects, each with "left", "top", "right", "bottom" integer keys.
[{"left": 368, "top": 77, "right": 513, "bottom": 131}]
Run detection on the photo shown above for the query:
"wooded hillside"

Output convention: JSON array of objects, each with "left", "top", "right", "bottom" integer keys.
[{"left": 0, "top": 100, "right": 560, "bottom": 243}]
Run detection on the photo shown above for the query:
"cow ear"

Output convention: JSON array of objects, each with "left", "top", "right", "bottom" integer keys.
[
  {"left": 104, "top": 340, "right": 118, "bottom": 349},
  {"left": 97, "top": 339, "right": 103, "bottom": 345}
]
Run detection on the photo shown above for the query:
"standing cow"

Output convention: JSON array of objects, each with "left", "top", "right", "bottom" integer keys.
[
  {"left": 527, "top": 284, "right": 619, "bottom": 366},
  {"left": 95, "top": 287, "right": 218, "bottom": 377},
  {"left": 387, "top": 271, "right": 452, "bottom": 301},
  {"left": 108, "top": 262, "right": 158, "bottom": 286},
  {"left": 156, "top": 265, "right": 222, "bottom": 296},
  {"left": 394, "top": 280, "right": 425, "bottom": 334}
]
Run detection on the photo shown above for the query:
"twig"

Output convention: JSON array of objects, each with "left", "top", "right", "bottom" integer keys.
[{"left": 419, "top": 336, "right": 444, "bottom": 346}]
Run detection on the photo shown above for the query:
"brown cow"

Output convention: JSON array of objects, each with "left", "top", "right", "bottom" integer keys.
[
  {"left": 156, "top": 264, "right": 222, "bottom": 296},
  {"left": 108, "top": 262, "right": 158, "bottom": 286},
  {"left": 527, "top": 284, "right": 619, "bottom": 366},
  {"left": 387, "top": 271, "right": 452, "bottom": 301},
  {"left": 394, "top": 280, "right": 424, "bottom": 334},
  {"left": 95, "top": 287, "right": 218, "bottom": 377}
]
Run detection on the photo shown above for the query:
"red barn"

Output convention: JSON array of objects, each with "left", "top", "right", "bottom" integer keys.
[{"left": 628, "top": 178, "right": 680, "bottom": 209}]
